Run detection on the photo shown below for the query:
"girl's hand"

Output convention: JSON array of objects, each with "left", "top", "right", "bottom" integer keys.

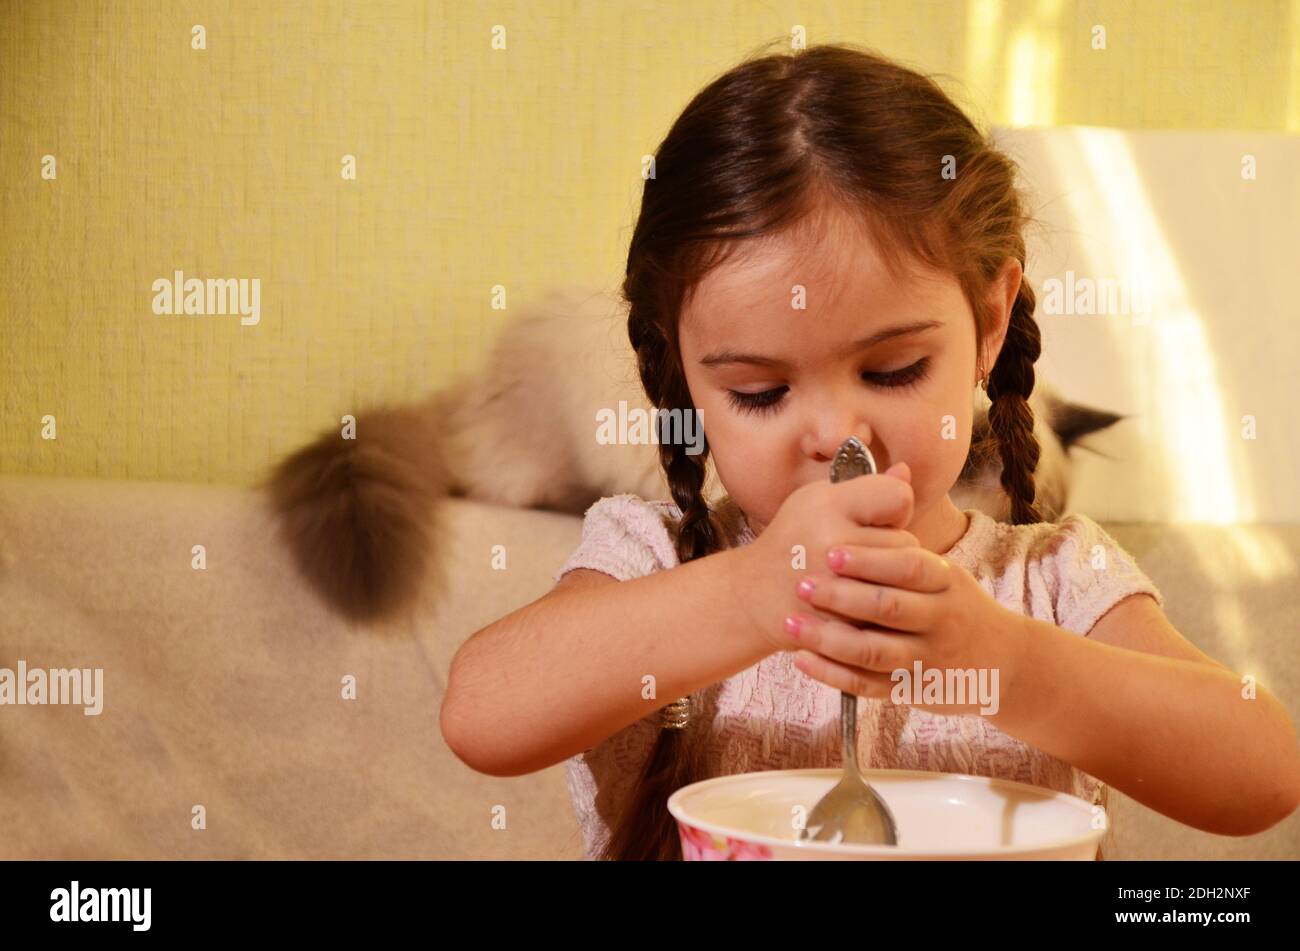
[
  {"left": 785, "top": 537, "right": 1028, "bottom": 719},
  {"left": 727, "top": 463, "right": 917, "bottom": 656}
]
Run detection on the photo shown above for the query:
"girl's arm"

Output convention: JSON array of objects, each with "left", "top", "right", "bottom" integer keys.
[
  {"left": 441, "top": 546, "right": 771, "bottom": 777},
  {"left": 991, "top": 602, "right": 1300, "bottom": 836}
]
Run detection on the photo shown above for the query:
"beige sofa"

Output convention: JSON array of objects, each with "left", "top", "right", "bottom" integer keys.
[{"left": 0, "top": 473, "right": 1296, "bottom": 859}]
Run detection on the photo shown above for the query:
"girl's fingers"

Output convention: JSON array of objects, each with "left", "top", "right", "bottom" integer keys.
[
  {"left": 796, "top": 573, "right": 932, "bottom": 632},
  {"left": 826, "top": 544, "right": 952, "bottom": 593},
  {"left": 787, "top": 613, "right": 919, "bottom": 673},
  {"left": 791, "top": 644, "right": 899, "bottom": 700},
  {"left": 841, "top": 526, "right": 920, "bottom": 549},
  {"left": 837, "top": 474, "right": 915, "bottom": 532}
]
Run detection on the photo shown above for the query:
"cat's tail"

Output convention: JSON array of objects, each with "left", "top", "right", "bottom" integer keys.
[{"left": 257, "top": 392, "right": 457, "bottom": 625}]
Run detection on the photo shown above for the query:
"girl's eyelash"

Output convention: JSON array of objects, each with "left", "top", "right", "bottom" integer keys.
[{"left": 725, "top": 357, "right": 931, "bottom": 416}]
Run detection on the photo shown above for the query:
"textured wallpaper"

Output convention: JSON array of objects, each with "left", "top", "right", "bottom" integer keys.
[{"left": 2, "top": 0, "right": 1298, "bottom": 484}]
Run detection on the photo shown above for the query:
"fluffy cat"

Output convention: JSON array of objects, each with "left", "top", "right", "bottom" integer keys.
[{"left": 260, "top": 287, "right": 1127, "bottom": 624}]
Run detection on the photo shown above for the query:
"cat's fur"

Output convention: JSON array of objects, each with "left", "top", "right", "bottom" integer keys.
[{"left": 260, "top": 287, "right": 1128, "bottom": 624}]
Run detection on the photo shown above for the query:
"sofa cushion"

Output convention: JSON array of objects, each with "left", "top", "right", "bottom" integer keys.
[{"left": 0, "top": 474, "right": 1296, "bottom": 858}]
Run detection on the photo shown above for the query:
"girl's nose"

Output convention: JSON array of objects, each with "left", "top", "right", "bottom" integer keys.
[{"left": 803, "top": 415, "right": 875, "bottom": 465}]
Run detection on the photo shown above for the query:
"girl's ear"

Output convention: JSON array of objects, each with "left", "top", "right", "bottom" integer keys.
[{"left": 979, "top": 257, "right": 1023, "bottom": 373}]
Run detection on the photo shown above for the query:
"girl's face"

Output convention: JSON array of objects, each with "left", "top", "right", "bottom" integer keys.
[{"left": 678, "top": 202, "right": 1019, "bottom": 555}]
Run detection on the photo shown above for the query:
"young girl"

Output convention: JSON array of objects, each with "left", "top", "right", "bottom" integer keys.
[{"left": 441, "top": 43, "right": 1300, "bottom": 861}]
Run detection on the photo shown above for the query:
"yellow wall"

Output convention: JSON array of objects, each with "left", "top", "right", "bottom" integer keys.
[{"left": 3, "top": 0, "right": 1298, "bottom": 485}]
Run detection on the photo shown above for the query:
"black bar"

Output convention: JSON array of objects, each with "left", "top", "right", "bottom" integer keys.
[{"left": 1, "top": 859, "right": 1292, "bottom": 937}]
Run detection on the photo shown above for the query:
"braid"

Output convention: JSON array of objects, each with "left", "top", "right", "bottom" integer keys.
[
  {"left": 661, "top": 412, "right": 718, "bottom": 564},
  {"left": 985, "top": 278, "right": 1045, "bottom": 526},
  {"left": 630, "top": 313, "right": 721, "bottom": 562},
  {"left": 597, "top": 307, "right": 721, "bottom": 860}
]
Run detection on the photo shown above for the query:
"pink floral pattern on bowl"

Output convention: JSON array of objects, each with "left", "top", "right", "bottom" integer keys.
[{"left": 678, "top": 821, "right": 774, "bottom": 861}]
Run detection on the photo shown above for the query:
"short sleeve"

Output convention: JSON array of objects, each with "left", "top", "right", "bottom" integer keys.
[
  {"left": 1049, "top": 513, "right": 1165, "bottom": 636},
  {"left": 552, "top": 494, "right": 681, "bottom": 585}
]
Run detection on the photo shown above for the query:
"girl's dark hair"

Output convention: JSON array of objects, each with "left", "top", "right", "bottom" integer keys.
[{"left": 603, "top": 41, "right": 1052, "bottom": 861}]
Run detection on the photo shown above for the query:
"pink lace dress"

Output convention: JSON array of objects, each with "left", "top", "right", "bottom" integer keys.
[{"left": 552, "top": 494, "right": 1165, "bottom": 860}]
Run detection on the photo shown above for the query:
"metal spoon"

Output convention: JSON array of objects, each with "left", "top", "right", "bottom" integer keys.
[{"left": 798, "top": 435, "right": 900, "bottom": 846}]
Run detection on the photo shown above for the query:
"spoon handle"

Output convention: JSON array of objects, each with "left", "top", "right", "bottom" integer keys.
[
  {"left": 828, "top": 436, "right": 878, "bottom": 773},
  {"left": 841, "top": 691, "right": 861, "bottom": 772}
]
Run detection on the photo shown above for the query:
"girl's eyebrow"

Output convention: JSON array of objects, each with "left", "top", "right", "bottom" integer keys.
[{"left": 698, "top": 318, "right": 944, "bottom": 369}]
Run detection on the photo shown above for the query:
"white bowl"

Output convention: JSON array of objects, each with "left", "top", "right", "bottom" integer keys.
[{"left": 667, "top": 768, "right": 1104, "bottom": 860}]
